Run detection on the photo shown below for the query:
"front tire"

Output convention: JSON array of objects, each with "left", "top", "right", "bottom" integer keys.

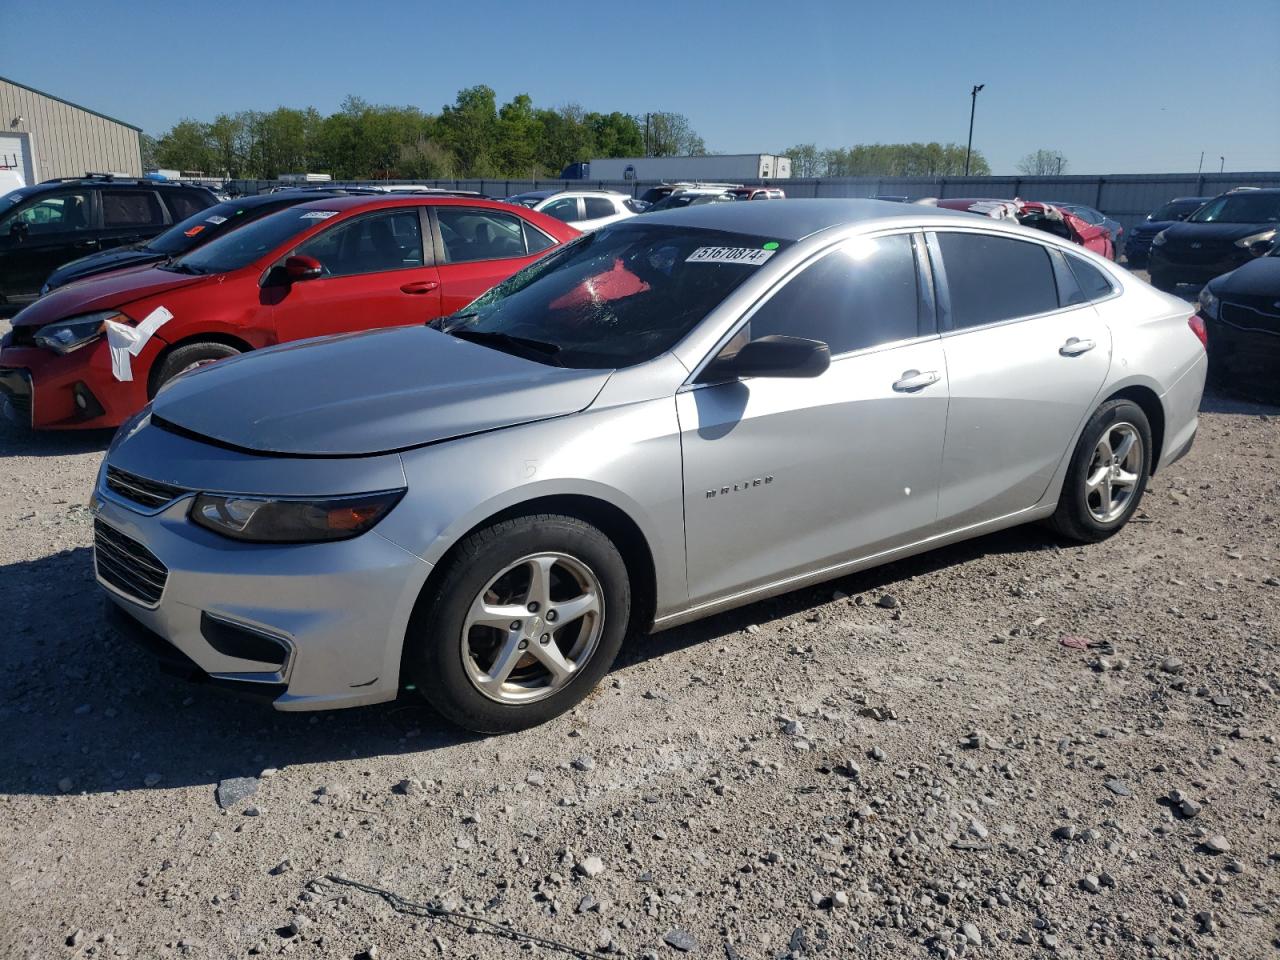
[
  {"left": 1050, "top": 399, "right": 1152, "bottom": 542},
  {"left": 149, "top": 341, "right": 241, "bottom": 397},
  {"left": 405, "top": 514, "right": 631, "bottom": 733}
]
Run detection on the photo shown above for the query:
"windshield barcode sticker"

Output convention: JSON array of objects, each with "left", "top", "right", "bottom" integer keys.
[
  {"left": 205, "top": 215, "right": 228, "bottom": 224},
  {"left": 686, "top": 246, "right": 776, "bottom": 266},
  {"left": 300, "top": 210, "right": 338, "bottom": 220}
]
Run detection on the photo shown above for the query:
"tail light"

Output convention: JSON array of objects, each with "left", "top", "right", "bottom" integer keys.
[{"left": 1188, "top": 314, "right": 1208, "bottom": 350}]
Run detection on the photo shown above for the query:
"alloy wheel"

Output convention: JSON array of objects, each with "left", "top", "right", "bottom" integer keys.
[
  {"left": 1085, "top": 422, "right": 1143, "bottom": 523},
  {"left": 460, "top": 552, "right": 605, "bottom": 704}
]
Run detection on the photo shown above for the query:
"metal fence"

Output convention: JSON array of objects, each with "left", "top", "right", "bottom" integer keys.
[{"left": 229, "top": 171, "right": 1280, "bottom": 235}]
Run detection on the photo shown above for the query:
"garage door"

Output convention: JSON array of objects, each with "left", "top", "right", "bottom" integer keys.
[{"left": 0, "top": 133, "right": 34, "bottom": 188}]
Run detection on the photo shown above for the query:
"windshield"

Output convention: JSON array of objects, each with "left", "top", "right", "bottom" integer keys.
[
  {"left": 1188, "top": 193, "right": 1280, "bottom": 224},
  {"left": 148, "top": 199, "right": 264, "bottom": 255},
  {"left": 1150, "top": 199, "right": 1204, "bottom": 221},
  {"left": 168, "top": 205, "right": 338, "bottom": 274},
  {"left": 435, "top": 224, "right": 788, "bottom": 369},
  {"left": 0, "top": 192, "right": 22, "bottom": 211}
]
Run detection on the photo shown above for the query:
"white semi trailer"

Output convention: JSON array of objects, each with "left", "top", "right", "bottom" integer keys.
[{"left": 571, "top": 154, "right": 791, "bottom": 181}]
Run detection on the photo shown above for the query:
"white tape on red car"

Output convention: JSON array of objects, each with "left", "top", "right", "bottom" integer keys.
[{"left": 105, "top": 306, "right": 173, "bottom": 383}]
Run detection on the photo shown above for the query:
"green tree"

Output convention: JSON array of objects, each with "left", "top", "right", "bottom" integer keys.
[
  {"left": 437, "top": 85, "right": 499, "bottom": 176},
  {"left": 779, "top": 143, "right": 821, "bottom": 178},
  {"left": 588, "top": 112, "right": 643, "bottom": 158},
  {"left": 642, "top": 112, "right": 705, "bottom": 156},
  {"left": 496, "top": 94, "right": 541, "bottom": 176},
  {"left": 139, "top": 133, "right": 159, "bottom": 171},
  {"left": 155, "top": 119, "right": 213, "bottom": 173}
]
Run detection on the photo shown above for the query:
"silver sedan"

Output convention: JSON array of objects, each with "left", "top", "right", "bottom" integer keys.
[{"left": 91, "top": 200, "right": 1207, "bottom": 732}]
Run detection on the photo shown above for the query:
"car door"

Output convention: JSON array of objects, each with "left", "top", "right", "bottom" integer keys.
[
  {"left": 576, "top": 196, "right": 626, "bottom": 231},
  {"left": 430, "top": 206, "right": 559, "bottom": 315},
  {"left": 0, "top": 188, "right": 96, "bottom": 300},
  {"left": 677, "top": 232, "right": 949, "bottom": 606},
  {"left": 270, "top": 206, "right": 441, "bottom": 342},
  {"left": 929, "top": 230, "right": 1112, "bottom": 529},
  {"left": 99, "top": 188, "right": 169, "bottom": 251}
]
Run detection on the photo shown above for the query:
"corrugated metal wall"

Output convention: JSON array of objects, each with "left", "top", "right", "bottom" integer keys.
[
  {"left": 231, "top": 172, "right": 1280, "bottom": 235},
  {"left": 0, "top": 79, "right": 142, "bottom": 182}
]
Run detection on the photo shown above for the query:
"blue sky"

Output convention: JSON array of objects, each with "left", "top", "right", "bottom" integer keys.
[{"left": 4, "top": 0, "right": 1278, "bottom": 175}]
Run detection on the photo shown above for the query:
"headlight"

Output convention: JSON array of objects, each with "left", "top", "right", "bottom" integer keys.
[
  {"left": 190, "top": 489, "right": 406, "bottom": 543},
  {"left": 1197, "top": 286, "right": 1220, "bottom": 320},
  {"left": 33, "top": 310, "right": 123, "bottom": 355},
  {"left": 1234, "top": 228, "right": 1277, "bottom": 252},
  {"left": 1151, "top": 230, "right": 1168, "bottom": 247}
]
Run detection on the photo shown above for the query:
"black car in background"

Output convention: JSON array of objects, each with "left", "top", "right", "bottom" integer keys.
[
  {"left": 0, "top": 176, "right": 218, "bottom": 307},
  {"left": 1148, "top": 188, "right": 1280, "bottom": 291},
  {"left": 1123, "top": 196, "right": 1210, "bottom": 268},
  {"left": 1198, "top": 244, "right": 1280, "bottom": 403},
  {"left": 41, "top": 190, "right": 349, "bottom": 294}
]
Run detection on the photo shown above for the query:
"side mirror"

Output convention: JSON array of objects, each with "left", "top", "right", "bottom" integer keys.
[
  {"left": 284, "top": 255, "right": 323, "bottom": 282},
  {"left": 703, "top": 335, "right": 830, "bottom": 382}
]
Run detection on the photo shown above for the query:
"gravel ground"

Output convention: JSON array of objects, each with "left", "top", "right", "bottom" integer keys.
[{"left": 1, "top": 309, "right": 1278, "bottom": 960}]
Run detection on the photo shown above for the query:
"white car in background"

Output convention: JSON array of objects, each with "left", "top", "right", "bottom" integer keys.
[{"left": 506, "top": 190, "right": 646, "bottom": 231}]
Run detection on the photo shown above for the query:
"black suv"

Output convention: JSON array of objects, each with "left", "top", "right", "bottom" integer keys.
[
  {"left": 1148, "top": 187, "right": 1280, "bottom": 291},
  {"left": 0, "top": 175, "right": 218, "bottom": 307}
]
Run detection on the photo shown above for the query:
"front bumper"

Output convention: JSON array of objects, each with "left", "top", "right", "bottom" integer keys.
[
  {"left": 0, "top": 336, "right": 162, "bottom": 430},
  {"left": 92, "top": 479, "right": 433, "bottom": 711},
  {"left": 1205, "top": 314, "right": 1280, "bottom": 403},
  {"left": 1148, "top": 249, "right": 1250, "bottom": 286}
]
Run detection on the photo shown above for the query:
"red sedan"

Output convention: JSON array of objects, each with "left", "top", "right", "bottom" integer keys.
[
  {"left": 929, "top": 198, "right": 1115, "bottom": 260},
  {"left": 0, "top": 194, "right": 578, "bottom": 430}
]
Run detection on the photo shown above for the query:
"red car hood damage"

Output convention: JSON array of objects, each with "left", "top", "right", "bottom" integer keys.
[
  {"left": 920, "top": 197, "right": 1114, "bottom": 258},
  {"left": 10, "top": 265, "right": 209, "bottom": 328}
]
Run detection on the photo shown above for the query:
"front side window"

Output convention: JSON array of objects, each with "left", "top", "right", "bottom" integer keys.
[
  {"left": 583, "top": 197, "right": 617, "bottom": 219},
  {"left": 295, "top": 210, "right": 424, "bottom": 277},
  {"left": 0, "top": 191, "right": 91, "bottom": 233},
  {"left": 103, "top": 190, "right": 165, "bottom": 228},
  {"left": 742, "top": 234, "right": 920, "bottom": 355},
  {"left": 436, "top": 224, "right": 790, "bottom": 369},
  {"left": 437, "top": 208, "right": 528, "bottom": 263},
  {"left": 937, "top": 232, "right": 1059, "bottom": 329},
  {"left": 540, "top": 197, "right": 580, "bottom": 223}
]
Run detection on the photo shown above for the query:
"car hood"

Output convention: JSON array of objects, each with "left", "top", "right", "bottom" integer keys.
[
  {"left": 150, "top": 325, "right": 614, "bottom": 456},
  {"left": 12, "top": 264, "right": 208, "bottom": 328},
  {"left": 1208, "top": 255, "right": 1280, "bottom": 302},
  {"left": 44, "top": 246, "right": 162, "bottom": 290},
  {"left": 1132, "top": 219, "right": 1177, "bottom": 237},
  {"left": 1158, "top": 222, "right": 1274, "bottom": 246}
]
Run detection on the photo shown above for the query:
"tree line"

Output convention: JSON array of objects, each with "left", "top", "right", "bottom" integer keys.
[
  {"left": 147, "top": 87, "right": 707, "bottom": 180},
  {"left": 779, "top": 142, "right": 992, "bottom": 178}
]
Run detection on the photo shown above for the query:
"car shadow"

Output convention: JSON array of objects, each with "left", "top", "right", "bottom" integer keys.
[
  {"left": 0, "top": 524, "right": 1053, "bottom": 798},
  {"left": 1199, "top": 387, "right": 1279, "bottom": 416},
  {"left": 0, "top": 417, "right": 114, "bottom": 457}
]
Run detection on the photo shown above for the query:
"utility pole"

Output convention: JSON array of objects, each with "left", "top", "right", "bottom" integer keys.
[
  {"left": 1219, "top": 156, "right": 1225, "bottom": 173},
  {"left": 1197, "top": 151, "right": 1204, "bottom": 173},
  {"left": 644, "top": 113, "right": 651, "bottom": 158},
  {"left": 964, "top": 84, "right": 984, "bottom": 177},
  {"left": 1056, "top": 155, "right": 1063, "bottom": 176}
]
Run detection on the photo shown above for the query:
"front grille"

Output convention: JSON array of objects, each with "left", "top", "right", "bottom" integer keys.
[
  {"left": 1221, "top": 302, "right": 1280, "bottom": 335},
  {"left": 94, "top": 519, "right": 169, "bottom": 607},
  {"left": 105, "top": 466, "right": 188, "bottom": 510}
]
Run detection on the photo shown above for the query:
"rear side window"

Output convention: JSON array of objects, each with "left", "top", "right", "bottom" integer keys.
[
  {"left": 103, "top": 190, "right": 165, "bottom": 228},
  {"left": 937, "top": 232, "right": 1059, "bottom": 329},
  {"left": 745, "top": 234, "right": 921, "bottom": 355},
  {"left": 583, "top": 197, "right": 617, "bottom": 219},
  {"left": 164, "top": 190, "right": 211, "bottom": 221},
  {"left": 436, "top": 208, "right": 528, "bottom": 263},
  {"left": 523, "top": 221, "right": 556, "bottom": 255},
  {"left": 1066, "top": 254, "right": 1116, "bottom": 301}
]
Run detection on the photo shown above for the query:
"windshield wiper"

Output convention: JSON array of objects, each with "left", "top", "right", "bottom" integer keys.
[
  {"left": 431, "top": 311, "right": 477, "bottom": 332},
  {"left": 161, "top": 261, "right": 205, "bottom": 275},
  {"left": 449, "top": 329, "right": 565, "bottom": 366}
]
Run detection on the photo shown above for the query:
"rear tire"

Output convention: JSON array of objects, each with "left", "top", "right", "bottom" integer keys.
[
  {"left": 1050, "top": 399, "right": 1152, "bottom": 543},
  {"left": 405, "top": 514, "right": 631, "bottom": 733},
  {"left": 149, "top": 341, "right": 241, "bottom": 397}
]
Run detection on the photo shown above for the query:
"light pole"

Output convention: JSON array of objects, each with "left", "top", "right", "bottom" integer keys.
[
  {"left": 1219, "top": 156, "right": 1225, "bottom": 173},
  {"left": 1055, "top": 154, "right": 1063, "bottom": 176},
  {"left": 964, "top": 84, "right": 984, "bottom": 177}
]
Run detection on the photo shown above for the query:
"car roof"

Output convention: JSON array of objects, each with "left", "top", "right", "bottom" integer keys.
[
  {"left": 26, "top": 176, "right": 212, "bottom": 194},
  {"left": 290, "top": 194, "right": 516, "bottom": 213},
  {"left": 636, "top": 198, "right": 971, "bottom": 240}
]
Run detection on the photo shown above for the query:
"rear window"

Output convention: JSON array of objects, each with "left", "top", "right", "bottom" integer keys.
[
  {"left": 938, "top": 232, "right": 1059, "bottom": 329},
  {"left": 103, "top": 190, "right": 165, "bottom": 228},
  {"left": 163, "top": 190, "right": 212, "bottom": 221},
  {"left": 168, "top": 205, "right": 338, "bottom": 274}
]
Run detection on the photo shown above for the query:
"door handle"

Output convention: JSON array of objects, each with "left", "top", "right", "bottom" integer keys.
[
  {"left": 400, "top": 280, "right": 439, "bottom": 295},
  {"left": 73, "top": 239, "right": 100, "bottom": 250},
  {"left": 1059, "top": 337, "right": 1096, "bottom": 356},
  {"left": 892, "top": 369, "right": 941, "bottom": 392}
]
